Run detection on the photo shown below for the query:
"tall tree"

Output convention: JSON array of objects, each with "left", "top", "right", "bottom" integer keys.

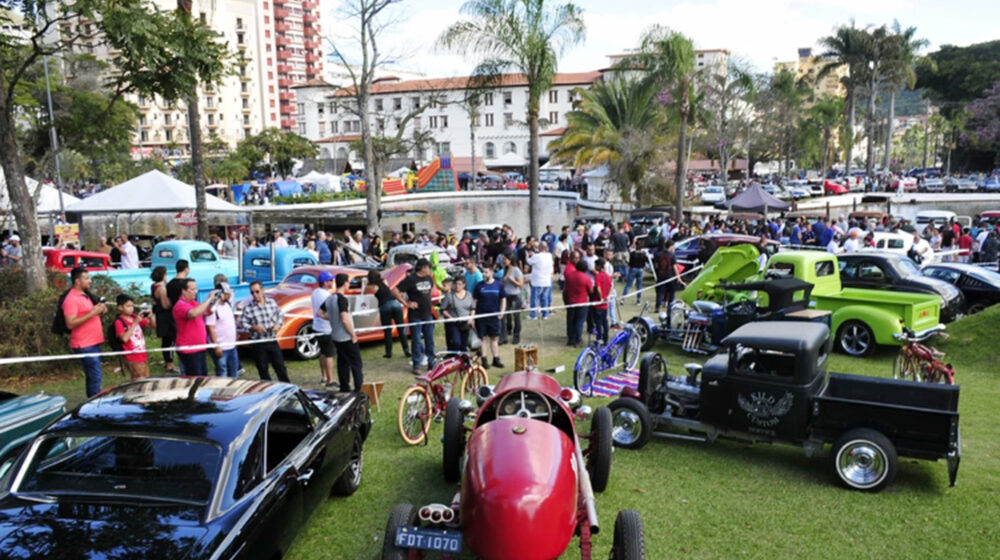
[
  {"left": 548, "top": 75, "right": 667, "bottom": 205},
  {"left": 327, "top": 0, "right": 401, "bottom": 236},
  {"left": 236, "top": 128, "right": 319, "bottom": 177},
  {"left": 965, "top": 80, "right": 1000, "bottom": 167},
  {"left": 818, "top": 21, "right": 868, "bottom": 177},
  {"left": 701, "top": 61, "right": 755, "bottom": 183},
  {"left": 881, "top": 22, "right": 927, "bottom": 172},
  {"left": 806, "top": 96, "right": 844, "bottom": 174},
  {"left": 622, "top": 26, "right": 699, "bottom": 221},
  {"left": 440, "top": 0, "right": 585, "bottom": 238},
  {"left": 760, "top": 69, "right": 809, "bottom": 175},
  {"left": 858, "top": 25, "right": 890, "bottom": 178}
]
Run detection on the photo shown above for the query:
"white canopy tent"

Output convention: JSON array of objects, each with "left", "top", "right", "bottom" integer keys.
[
  {"left": 485, "top": 151, "right": 528, "bottom": 168},
  {"left": 65, "top": 170, "right": 243, "bottom": 213},
  {"left": 297, "top": 170, "right": 342, "bottom": 193}
]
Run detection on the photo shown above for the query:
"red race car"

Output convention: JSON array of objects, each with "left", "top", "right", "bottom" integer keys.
[{"left": 382, "top": 367, "right": 646, "bottom": 560}]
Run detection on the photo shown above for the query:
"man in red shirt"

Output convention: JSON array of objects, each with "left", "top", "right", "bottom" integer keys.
[
  {"left": 591, "top": 258, "right": 612, "bottom": 343},
  {"left": 172, "top": 278, "right": 219, "bottom": 376},
  {"left": 563, "top": 257, "right": 593, "bottom": 346},
  {"left": 63, "top": 267, "right": 107, "bottom": 397},
  {"left": 958, "top": 227, "right": 974, "bottom": 263}
]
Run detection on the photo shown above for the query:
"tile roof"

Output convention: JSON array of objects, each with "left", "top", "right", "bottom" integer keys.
[
  {"left": 328, "top": 71, "right": 603, "bottom": 97},
  {"left": 292, "top": 77, "right": 335, "bottom": 89},
  {"left": 540, "top": 127, "right": 567, "bottom": 137},
  {"left": 317, "top": 134, "right": 362, "bottom": 143}
]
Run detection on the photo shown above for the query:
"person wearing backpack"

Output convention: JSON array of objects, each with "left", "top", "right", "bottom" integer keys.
[
  {"left": 112, "top": 294, "right": 155, "bottom": 380},
  {"left": 61, "top": 267, "right": 107, "bottom": 397}
]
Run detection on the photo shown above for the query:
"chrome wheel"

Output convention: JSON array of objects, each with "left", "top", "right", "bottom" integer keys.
[
  {"left": 836, "top": 440, "right": 888, "bottom": 488},
  {"left": 574, "top": 349, "right": 599, "bottom": 396},
  {"left": 346, "top": 439, "right": 363, "bottom": 487},
  {"left": 611, "top": 408, "right": 643, "bottom": 447},
  {"left": 621, "top": 328, "right": 641, "bottom": 371},
  {"left": 295, "top": 323, "right": 320, "bottom": 360},
  {"left": 838, "top": 321, "right": 873, "bottom": 357}
]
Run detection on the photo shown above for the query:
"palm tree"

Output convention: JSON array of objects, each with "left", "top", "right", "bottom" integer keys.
[
  {"left": 548, "top": 76, "right": 666, "bottom": 205},
  {"left": 763, "top": 70, "right": 809, "bottom": 176},
  {"left": 701, "top": 61, "right": 755, "bottom": 183},
  {"left": 807, "top": 96, "right": 844, "bottom": 174},
  {"left": 881, "top": 22, "right": 928, "bottom": 172},
  {"left": 621, "top": 26, "right": 698, "bottom": 221},
  {"left": 440, "top": 0, "right": 585, "bottom": 238},
  {"left": 818, "top": 21, "right": 868, "bottom": 177}
]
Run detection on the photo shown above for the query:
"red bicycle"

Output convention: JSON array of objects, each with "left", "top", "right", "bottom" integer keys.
[
  {"left": 892, "top": 327, "right": 956, "bottom": 385},
  {"left": 397, "top": 352, "right": 489, "bottom": 445}
]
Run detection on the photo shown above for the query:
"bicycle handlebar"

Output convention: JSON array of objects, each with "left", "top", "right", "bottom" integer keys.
[{"left": 892, "top": 325, "right": 946, "bottom": 343}]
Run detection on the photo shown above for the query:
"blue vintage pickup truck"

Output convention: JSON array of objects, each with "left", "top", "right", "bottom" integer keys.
[{"left": 91, "top": 241, "right": 317, "bottom": 300}]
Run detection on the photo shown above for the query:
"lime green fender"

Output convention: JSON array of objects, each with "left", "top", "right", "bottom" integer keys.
[
  {"left": 681, "top": 245, "right": 762, "bottom": 306},
  {"left": 827, "top": 303, "right": 904, "bottom": 346}
]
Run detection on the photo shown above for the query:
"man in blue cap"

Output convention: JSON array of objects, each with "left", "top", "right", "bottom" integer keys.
[{"left": 312, "top": 271, "right": 336, "bottom": 386}]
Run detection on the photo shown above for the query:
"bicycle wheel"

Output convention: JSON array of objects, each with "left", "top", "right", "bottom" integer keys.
[
  {"left": 893, "top": 352, "right": 919, "bottom": 382},
  {"left": 621, "top": 328, "right": 642, "bottom": 372},
  {"left": 574, "top": 349, "right": 599, "bottom": 397},
  {"left": 397, "top": 385, "right": 433, "bottom": 446},
  {"left": 459, "top": 366, "right": 489, "bottom": 401}
]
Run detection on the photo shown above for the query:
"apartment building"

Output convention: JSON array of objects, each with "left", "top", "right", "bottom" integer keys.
[
  {"left": 292, "top": 72, "right": 604, "bottom": 172},
  {"left": 774, "top": 48, "right": 848, "bottom": 100},
  {"left": 55, "top": 0, "right": 323, "bottom": 157}
]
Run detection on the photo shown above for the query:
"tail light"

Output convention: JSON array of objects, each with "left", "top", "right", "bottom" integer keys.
[{"left": 419, "top": 507, "right": 432, "bottom": 521}]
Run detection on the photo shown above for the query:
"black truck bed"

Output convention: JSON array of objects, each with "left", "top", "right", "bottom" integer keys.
[{"left": 811, "top": 374, "right": 960, "bottom": 459}]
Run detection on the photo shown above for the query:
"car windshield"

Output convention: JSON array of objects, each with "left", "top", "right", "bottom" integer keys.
[
  {"left": 706, "top": 187, "right": 723, "bottom": 193},
  {"left": 14, "top": 434, "right": 221, "bottom": 506},
  {"left": 968, "top": 267, "right": 1000, "bottom": 285},
  {"left": 896, "top": 258, "right": 921, "bottom": 277}
]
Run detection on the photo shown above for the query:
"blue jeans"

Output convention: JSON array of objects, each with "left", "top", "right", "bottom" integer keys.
[
  {"left": 567, "top": 306, "right": 588, "bottom": 345},
  {"left": 213, "top": 348, "right": 240, "bottom": 377},
  {"left": 178, "top": 351, "right": 208, "bottom": 376},
  {"left": 608, "top": 291, "right": 618, "bottom": 325},
  {"left": 529, "top": 286, "right": 553, "bottom": 318},
  {"left": 623, "top": 268, "right": 644, "bottom": 303},
  {"left": 74, "top": 345, "right": 103, "bottom": 398},
  {"left": 590, "top": 308, "right": 609, "bottom": 343},
  {"left": 410, "top": 319, "right": 435, "bottom": 370}
]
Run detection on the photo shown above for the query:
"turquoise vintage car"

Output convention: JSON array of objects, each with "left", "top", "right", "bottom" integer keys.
[{"left": 0, "top": 392, "right": 66, "bottom": 476}]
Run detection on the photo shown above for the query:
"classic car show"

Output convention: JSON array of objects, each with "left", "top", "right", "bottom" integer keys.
[{"left": 5, "top": 3, "right": 1000, "bottom": 557}]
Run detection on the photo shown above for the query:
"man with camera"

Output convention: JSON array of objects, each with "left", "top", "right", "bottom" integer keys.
[
  {"left": 62, "top": 267, "right": 107, "bottom": 397},
  {"left": 172, "top": 278, "right": 220, "bottom": 376},
  {"left": 239, "top": 280, "right": 290, "bottom": 382},
  {"left": 205, "top": 274, "right": 239, "bottom": 377}
]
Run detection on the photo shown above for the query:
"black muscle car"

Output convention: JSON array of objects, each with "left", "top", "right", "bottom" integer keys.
[{"left": 0, "top": 376, "right": 371, "bottom": 560}]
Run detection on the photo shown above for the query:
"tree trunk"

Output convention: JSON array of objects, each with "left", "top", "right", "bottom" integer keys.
[
  {"left": 821, "top": 128, "right": 830, "bottom": 175},
  {"left": 846, "top": 89, "right": 856, "bottom": 177},
  {"left": 883, "top": 91, "right": 895, "bottom": 172},
  {"left": 866, "top": 77, "right": 877, "bottom": 177},
  {"left": 0, "top": 100, "right": 45, "bottom": 294},
  {"left": 469, "top": 117, "right": 476, "bottom": 190},
  {"left": 361, "top": 90, "right": 380, "bottom": 236},
  {"left": 187, "top": 94, "right": 209, "bottom": 240},
  {"left": 922, "top": 122, "right": 930, "bottom": 170},
  {"left": 528, "top": 108, "right": 540, "bottom": 238},
  {"left": 675, "top": 101, "right": 688, "bottom": 223}
]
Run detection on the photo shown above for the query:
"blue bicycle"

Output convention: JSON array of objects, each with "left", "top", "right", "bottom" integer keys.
[{"left": 574, "top": 322, "right": 642, "bottom": 397}]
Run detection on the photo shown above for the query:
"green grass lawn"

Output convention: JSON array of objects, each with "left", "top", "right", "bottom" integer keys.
[{"left": 4, "top": 300, "right": 999, "bottom": 559}]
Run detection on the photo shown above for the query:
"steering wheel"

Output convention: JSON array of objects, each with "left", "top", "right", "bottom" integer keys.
[{"left": 496, "top": 391, "right": 553, "bottom": 423}]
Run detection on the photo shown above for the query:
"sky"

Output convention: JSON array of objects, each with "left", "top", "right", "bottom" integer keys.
[{"left": 323, "top": 0, "right": 1000, "bottom": 78}]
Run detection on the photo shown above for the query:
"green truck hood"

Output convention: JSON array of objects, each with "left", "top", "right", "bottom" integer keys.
[{"left": 681, "top": 245, "right": 762, "bottom": 306}]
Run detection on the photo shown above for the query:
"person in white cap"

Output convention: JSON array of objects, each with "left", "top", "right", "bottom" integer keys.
[{"left": 2, "top": 234, "right": 21, "bottom": 265}]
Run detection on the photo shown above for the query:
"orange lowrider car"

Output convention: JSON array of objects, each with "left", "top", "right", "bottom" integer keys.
[{"left": 237, "top": 264, "right": 415, "bottom": 359}]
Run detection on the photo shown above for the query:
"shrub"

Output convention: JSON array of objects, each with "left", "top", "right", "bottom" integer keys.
[{"left": 271, "top": 190, "right": 364, "bottom": 204}]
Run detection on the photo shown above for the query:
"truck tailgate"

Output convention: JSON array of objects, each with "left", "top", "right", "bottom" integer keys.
[{"left": 812, "top": 373, "right": 959, "bottom": 459}]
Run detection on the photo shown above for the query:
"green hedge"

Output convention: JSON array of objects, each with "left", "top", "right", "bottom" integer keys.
[{"left": 271, "top": 190, "right": 365, "bottom": 204}]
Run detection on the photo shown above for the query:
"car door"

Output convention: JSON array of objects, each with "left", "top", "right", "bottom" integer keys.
[
  {"left": 853, "top": 260, "right": 892, "bottom": 290},
  {"left": 280, "top": 392, "right": 350, "bottom": 515}
]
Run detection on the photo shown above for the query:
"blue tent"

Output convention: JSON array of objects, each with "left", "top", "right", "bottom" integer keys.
[
  {"left": 274, "top": 181, "right": 303, "bottom": 197},
  {"left": 230, "top": 183, "right": 250, "bottom": 204}
]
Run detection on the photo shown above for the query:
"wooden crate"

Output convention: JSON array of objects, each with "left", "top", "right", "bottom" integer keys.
[{"left": 514, "top": 344, "right": 539, "bottom": 371}]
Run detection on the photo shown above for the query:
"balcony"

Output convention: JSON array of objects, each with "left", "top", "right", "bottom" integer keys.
[
  {"left": 304, "top": 40, "right": 320, "bottom": 49},
  {"left": 305, "top": 53, "right": 320, "bottom": 63},
  {"left": 276, "top": 50, "right": 291, "bottom": 60},
  {"left": 304, "top": 25, "right": 320, "bottom": 36},
  {"left": 303, "top": 13, "right": 318, "bottom": 23},
  {"left": 303, "top": 1, "right": 319, "bottom": 9},
  {"left": 274, "top": 8, "right": 289, "bottom": 18},
  {"left": 242, "top": 106, "right": 252, "bottom": 113},
  {"left": 274, "top": 0, "right": 286, "bottom": 4},
  {"left": 306, "top": 67, "right": 320, "bottom": 78},
  {"left": 275, "top": 36, "right": 292, "bottom": 46},
  {"left": 278, "top": 78, "right": 293, "bottom": 87},
  {"left": 277, "top": 64, "right": 293, "bottom": 73},
  {"left": 281, "top": 119, "right": 296, "bottom": 129},
  {"left": 240, "top": 90, "right": 251, "bottom": 97},
  {"left": 279, "top": 92, "right": 295, "bottom": 101},
  {"left": 203, "top": 104, "right": 218, "bottom": 111},
  {"left": 237, "top": 41, "right": 248, "bottom": 50},
  {"left": 275, "top": 22, "right": 290, "bottom": 32}
]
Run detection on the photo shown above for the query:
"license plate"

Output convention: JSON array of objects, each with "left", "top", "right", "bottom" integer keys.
[{"left": 395, "top": 526, "right": 462, "bottom": 553}]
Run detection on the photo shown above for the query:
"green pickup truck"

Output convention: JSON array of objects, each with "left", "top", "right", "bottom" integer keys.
[{"left": 681, "top": 247, "right": 942, "bottom": 357}]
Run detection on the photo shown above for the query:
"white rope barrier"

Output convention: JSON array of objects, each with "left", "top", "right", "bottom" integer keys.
[{"left": 0, "top": 266, "right": 700, "bottom": 368}]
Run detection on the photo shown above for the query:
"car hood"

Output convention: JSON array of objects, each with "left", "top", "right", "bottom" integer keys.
[{"left": 0, "top": 500, "right": 209, "bottom": 560}]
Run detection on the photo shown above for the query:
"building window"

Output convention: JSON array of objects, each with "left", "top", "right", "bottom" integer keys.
[
  {"left": 548, "top": 111, "right": 558, "bottom": 125},
  {"left": 484, "top": 113, "right": 494, "bottom": 127},
  {"left": 319, "top": 122, "right": 325, "bottom": 136},
  {"left": 412, "top": 96, "right": 420, "bottom": 109},
  {"left": 503, "top": 141, "right": 516, "bottom": 154},
  {"left": 428, "top": 116, "right": 438, "bottom": 129},
  {"left": 483, "top": 93, "right": 493, "bottom": 106},
  {"left": 237, "top": 33, "right": 244, "bottom": 44},
  {"left": 393, "top": 97, "right": 402, "bottom": 110},
  {"left": 236, "top": 17, "right": 243, "bottom": 29},
  {"left": 164, "top": 114, "right": 172, "bottom": 125},
  {"left": 242, "top": 98, "right": 249, "bottom": 109},
  {"left": 299, "top": 123, "right": 306, "bottom": 134},
  {"left": 394, "top": 117, "right": 402, "bottom": 129},
  {"left": 437, "top": 142, "right": 450, "bottom": 156},
  {"left": 331, "top": 121, "right": 338, "bottom": 133},
  {"left": 503, "top": 91, "right": 512, "bottom": 105},
  {"left": 165, "top": 130, "right": 173, "bottom": 142},
  {"left": 207, "top": 114, "right": 214, "bottom": 125},
  {"left": 504, "top": 113, "right": 513, "bottom": 127},
  {"left": 138, "top": 95, "right": 147, "bottom": 107},
  {"left": 376, "top": 118, "right": 385, "bottom": 132},
  {"left": 485, "top": 142, "right": 495, "bottom": 159},
  {"left": 140, "top": 130, "right": 148, "bottom": 142},
  {"left": 548, "top": 90, "right": 558, "bottom": 103},
  {"left": 375, "top": 99, "right": 383, "bottom": 111},
  {"left": 244, "top": 128, "right": 251, "bottom": 139},
  {"left": 241, "top": 82, "right": 248, "bottom": 93},
  {"left": 440, "top": 116, "right": 448, "bottom": 129},
  {"left": 297, "top": 103, "right": 305, "bottom": 115},
  {"left": 139, "top": 115, "right": 146, "bottom": 126}
]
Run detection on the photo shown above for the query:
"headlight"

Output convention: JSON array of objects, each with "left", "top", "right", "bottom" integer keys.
[{"left": 658, "top": 311, "right": 668, "bottom": 322}]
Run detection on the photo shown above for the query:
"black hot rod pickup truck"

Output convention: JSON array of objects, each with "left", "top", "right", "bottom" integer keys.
[{"left": 608, "top": 321, "right": 961, "bottom": 492}]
